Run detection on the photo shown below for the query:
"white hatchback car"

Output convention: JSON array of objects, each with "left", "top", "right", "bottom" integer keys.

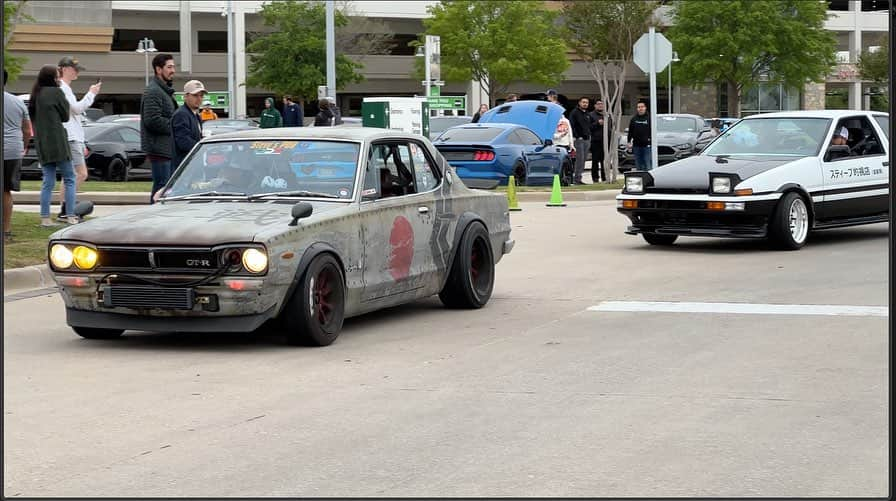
[{"left": 617, "top": 110, "right": 889, "bottom": 250}]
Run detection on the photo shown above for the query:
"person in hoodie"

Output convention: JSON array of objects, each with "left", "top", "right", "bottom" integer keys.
[
  {"left": 626, "top": 101, "right": 652, "bottom": 170},
  {"left": 314, "top": 97, "right": 336, "bottom": 126},
  {"left": 259, "top": 97, "right": 282, "bottom": 128}
]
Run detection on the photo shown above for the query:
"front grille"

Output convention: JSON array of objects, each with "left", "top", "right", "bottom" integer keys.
[
  {"left": 96, "top": 247, "right": 221, "bottom": 273},
  {"left": 155, "top": 251, "right": 218, "bottom": 270},
  {"left": 102, "top": 285, "right": 195, "bottom": 310},
  {"left": 645, "top": 187, "right": 709, "bottom": 195},
  {"left": 634, "top": 211, "right": 767, "bottom": 229}
]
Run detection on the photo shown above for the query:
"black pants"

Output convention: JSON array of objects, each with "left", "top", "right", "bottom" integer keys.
[{"left": 590, "top": 141, "right": 606, "bottom": 182}]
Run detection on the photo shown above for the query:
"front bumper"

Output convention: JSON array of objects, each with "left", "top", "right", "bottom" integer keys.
[
  {"left": 616, "top": 192, "right": 780, "bottom": 239},
  {"left": 67, "top": 306, "right": 278, "bottom": 333}
]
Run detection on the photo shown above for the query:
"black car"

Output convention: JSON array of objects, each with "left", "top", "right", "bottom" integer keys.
[
  {"left": 21, "top": 123, "right": 151, "bottom": 181},
  {"left": 617, "top": 113, "right": 711, "bottom": 170}
]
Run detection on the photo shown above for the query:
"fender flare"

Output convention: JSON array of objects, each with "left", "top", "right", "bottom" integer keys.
[
  {"left": 274, "top": 242, "right": 346, "bottom": 318},
  {"left": 776, "top": 183, "right": 816, "bottom": 222},
  {"left": 438, "top": 211, "right": 487, "bottom": 291}
]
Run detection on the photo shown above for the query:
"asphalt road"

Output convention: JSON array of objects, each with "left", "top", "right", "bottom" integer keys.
[{"left": 3, "top": 200, "right": 889, "bottom": 497}]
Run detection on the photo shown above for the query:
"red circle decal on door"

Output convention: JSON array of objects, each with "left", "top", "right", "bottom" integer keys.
[{"left": 389, "top": 216, "right": 414, "bottom": 280}]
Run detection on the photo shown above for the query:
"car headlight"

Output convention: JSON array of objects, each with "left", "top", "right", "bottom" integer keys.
[
  {"left": 712, "top": 177, "right": 731, "bottom": 194},
  {"left": 72, "top": 245, "right": 98, "bottom": 270},
  {"left": 50, "top": 244, "right": 74, "bottom": 269},
  {"left": 625, "top": 176, "right": 644, "bottom": 194},
  {"left": 242, "top": 248, "right": 268, "bottom": 273}
]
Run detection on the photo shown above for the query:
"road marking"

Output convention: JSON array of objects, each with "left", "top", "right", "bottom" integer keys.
[
  {"left": 3, "top": 287, "right": 59, "bottom": 303},
  {"left": 588, "top": 301, "right": 888, "bottom": 317}
]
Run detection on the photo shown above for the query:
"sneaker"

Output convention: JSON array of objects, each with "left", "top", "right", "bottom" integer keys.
[
  {"left": 40, "top": 220, "right": 62, "bottom": 228},
  {"left": 64, "top": 216, "right": 80, "bottom": 225}
]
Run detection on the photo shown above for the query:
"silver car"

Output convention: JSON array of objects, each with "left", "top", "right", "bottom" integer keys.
[{"left": 47, "top": 128, "right": 514, "bottom": 346}]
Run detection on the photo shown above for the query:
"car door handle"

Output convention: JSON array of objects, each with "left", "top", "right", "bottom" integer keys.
[
  {"left": 883, "top": 161, "right": 889, "bottom": 166},
  {"left": 418, "top": 206, "right": 429, "bottom": 214}
]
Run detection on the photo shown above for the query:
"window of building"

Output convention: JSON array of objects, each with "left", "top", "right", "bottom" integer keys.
[
  {"left": 198, "top": 31, "right": 227, "bottom": 53},
  {"left": 828, "top": 0, "right": 850, "bottom": 10},
  {"left": 111, "top": 29, "right": 180, "bottom": 52},
  {"left": 861, "top": 0, "right": 889, "bottom": 11}
]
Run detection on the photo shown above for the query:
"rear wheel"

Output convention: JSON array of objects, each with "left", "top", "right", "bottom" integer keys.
[
  {"left": 439, "top": 222, "right": 495, "bottom": 309},
  {"left": 72, "top": 326, "right": 124, "bottom": 339},
  {"left": 283, "top": 254, "right": 345, "bottom": 346},
  {"left": 513, "top": 161, "right": 527, "bottom": 186},
  {"left": 769, "top": 192, "right": 810, "bottom": 250}
]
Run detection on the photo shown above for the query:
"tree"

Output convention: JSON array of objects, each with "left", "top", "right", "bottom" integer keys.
[
  {"left": 857, "top": 43, "right": 889, "bottom": 111},
  {"left": 422, "top": 0, "right": 569, "bottom": 106},
  {"left": 667, "top": 0, "right": 836, "bottom": 117},
  {"left": 563, "top": 0, "right": 658, "bottom": 182},
  {"left": 245, "top": 0, "right": 364, "bottom": 103},
  {"left": 335, "top": 1, "right": 395, "bottom": 62},
  {"left": 3, "top": 0, "right": 31, "bottom": 83}
]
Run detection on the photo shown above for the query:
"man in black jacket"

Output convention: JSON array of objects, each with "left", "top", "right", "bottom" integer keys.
[
  {"left": 589, "top": 99, "right": 612, "bottom": 182},
  {"left": 626, "top": 101, "right": 652, "bottom": 170},
  {"left": 569, "top": 96, "right": 592, "bottom": 184},
  {"left": 140, "top": 53, "right": 178, "bottom": 203},
  {"left": 168, "top": 80, "right": 207, "bottom": 189}
]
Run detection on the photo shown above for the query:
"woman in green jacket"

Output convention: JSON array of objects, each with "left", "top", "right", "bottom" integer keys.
[
  {"left": 259, "top": 97, "right": 282, "bottom": 128},
  {"left": 28, "top": 65, "right": 75, "bottom": 227}
]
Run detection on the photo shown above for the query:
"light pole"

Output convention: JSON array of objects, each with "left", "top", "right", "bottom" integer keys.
[
  {"left": 135, "top": 38, "right": 157, "bottom": 86},
  {"left": 668, "top": 51, "right": 680, "bottom": 113}
]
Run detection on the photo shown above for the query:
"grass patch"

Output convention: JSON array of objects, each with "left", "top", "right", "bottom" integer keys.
[
  {"left": 20, "top": 180, "right": 152, "bottom": 193},
  {"left": 497, "top": 180, "right": 623, "bottom": 192},
  {"left": 3, "top": 211, "right": 58, "bottom": 269}
]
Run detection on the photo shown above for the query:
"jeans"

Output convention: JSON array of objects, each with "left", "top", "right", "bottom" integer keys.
[
  {"left": 40, "top": 160, "right": 75, "bottom": 218},
  {"left": 150, "top": 158, "right": 173, "bottom": 204},
  {"left": 573, "top": 138, "right": 590, "bottom": 182},
  {"left": 633, "top": 146, "right": 652, "bottom": 171}
]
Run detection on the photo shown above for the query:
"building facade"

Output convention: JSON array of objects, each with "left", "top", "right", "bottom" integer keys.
[{"left": 5, "top": 0, "right": 890, "bottom": 119}]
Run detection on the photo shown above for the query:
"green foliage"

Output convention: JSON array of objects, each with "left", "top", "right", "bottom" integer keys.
[
  {"left": 563, "top": 0, "right": 658, "bottom": 62},
  {"left": 3, "top": 0, "right": 31, "bottom": 83},
  {"left": 422, "top": 0, "right": 570, "bottom": 105},
  {"left": 857, "top": 44, "right": 888, "bottom": 84},
  {"left": 667, "top": 0, "right": 836, "bottom": 116},
  {"left": 246, "top": 0, "right": 364, "bottom": 101}
]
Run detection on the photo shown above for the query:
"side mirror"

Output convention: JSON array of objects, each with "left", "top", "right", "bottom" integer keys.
[
  {"left": 288, "top": 202, "right": 313, "bottom": 226},
  {"left": 74, "top": 200, "right": 94, "bottom": 218},
  {"left": 543, "top": 138, "right": 553, "bottom": 146},
  {"left": 825, "top": 144, "right": 851, "bottom": 162}
]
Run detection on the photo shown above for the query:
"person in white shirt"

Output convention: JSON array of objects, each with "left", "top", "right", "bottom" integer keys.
[{"left": 56, "top": 56, "right": 101, "bottom": 220}]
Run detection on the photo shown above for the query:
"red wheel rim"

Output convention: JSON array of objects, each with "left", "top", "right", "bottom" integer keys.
[{"left": 312, "top": 268, "right": 334, "bottom": 325}]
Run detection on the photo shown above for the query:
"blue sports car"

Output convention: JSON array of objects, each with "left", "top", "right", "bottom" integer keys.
[{"left": 433, "top": 122, "right": 572, "bottom": 187}]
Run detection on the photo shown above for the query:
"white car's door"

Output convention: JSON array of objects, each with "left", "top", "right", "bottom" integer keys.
[{"left": 819, "top": 115, "right": 889, "bottom": 220}]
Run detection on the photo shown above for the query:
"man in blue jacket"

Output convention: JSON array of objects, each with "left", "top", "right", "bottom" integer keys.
[
  {"left": 164, "top": 80, "right": 206, "bottom": 200},
  {"left": 282, "top": 95, "right": 303, "bottom": 127}
]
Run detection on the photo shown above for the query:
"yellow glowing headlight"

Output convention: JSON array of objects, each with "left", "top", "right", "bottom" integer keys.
[
  {"left": 72, "top": 246, "right": 98, "bottom": 269},
  {"left": 242, "top": 248, "right": 268, "bottom": 273},
  {"left": 50, "top": 244, "right": 74, "bottom": 269}
]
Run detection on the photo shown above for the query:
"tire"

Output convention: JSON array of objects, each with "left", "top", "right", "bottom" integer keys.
[
  {"left": 72, "top": 326, "right": 124, "bottom": 339},
  {"left": 642, "top": 233, "right": 678, "bottom": 246},
  {"left": 439, "top": 221, "right": 495, "bottom": 309},
  {"left": 282, "top": 254, "right": 345, "bottom": 346},
  {"left": 560, "top": 160, "right": 573, "bottom": 186},
  {"left": 105, "top": 158, "right": 126, "bottom": 182},
  {"left": 769, "top": 192, "right": 810, "bottom": 250},
  {"left": 512, "top": 161, "right": 527, "bottom": 186}
]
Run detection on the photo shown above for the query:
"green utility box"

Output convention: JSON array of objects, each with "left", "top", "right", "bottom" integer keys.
[{"left": 362, "top": 97, "right": 430, "bottom": 137}]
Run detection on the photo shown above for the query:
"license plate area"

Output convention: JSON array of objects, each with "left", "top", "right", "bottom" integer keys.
[{"left": 101, "top": 285, "right": 195, "bottom": 310}]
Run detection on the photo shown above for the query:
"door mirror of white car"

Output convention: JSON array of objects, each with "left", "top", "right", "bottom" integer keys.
[
  {"left": 543, "top": 138, "right": 553, "bottom": 146},
  {"left": 825, "top": 144, "right": 852, "bottom": 162}
]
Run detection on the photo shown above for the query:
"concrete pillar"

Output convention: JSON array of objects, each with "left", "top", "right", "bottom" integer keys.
[
  {"left": 467, "top": 80, "right": 487, "bottom": 115},
  {"left": 179, "top": 0, "right": 191, "bottom": 74},
  {"left": 848, "top": 0, "right": 862, "bottom": 109},
  {"left": 234, "top": 2, "right": 247, "bottom": 118},
  {"left": 802, "top": 82, "right": 826, "bottom": 110}
]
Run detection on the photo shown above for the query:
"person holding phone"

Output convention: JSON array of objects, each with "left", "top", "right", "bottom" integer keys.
[{"left": 57, "top": 56, "right": 101, "bottom": 221}]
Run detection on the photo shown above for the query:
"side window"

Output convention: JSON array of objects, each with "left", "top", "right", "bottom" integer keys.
[
  {"left": 119, "top": 127, "right": 142, "bottom": 144},
  {"left": 364, "top": 142, "right": 416, "bottom": 199},
  {"left": 849, "top": 116, "right": 884, "bottom": 157},
  {"left": 516, "top": 128, "right": 542, "bottom": 145},
  {"left": 507, "top": 130, "right": 526, "bottom": 145},
  {"left": 408, "top": 142, "right": 439, "bottom": 191},
  {"left": 873, "top": 115, "right": 889, "bottom": 140}
]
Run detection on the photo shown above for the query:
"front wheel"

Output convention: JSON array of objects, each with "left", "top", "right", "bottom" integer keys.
[
  {"left": 642, "top": 233, "right": 678, "bottom": 246},
  {"left": 512, "top": 161, "right": 527, "bottom": 186},
  {"left": 282, "top": 254, "right": 346, "bottom": 346},
  {"left": 769, "top": 192, "right": 810, "bottom": 250},
  {"left": 105, "top": 158, "right": 126, "bottom": 182},
  {"left": 439, "top": 222, "right": 495, "bottom": 309},
  {"left": 72, "top": 326, "right": 124, "bottom": 339}
]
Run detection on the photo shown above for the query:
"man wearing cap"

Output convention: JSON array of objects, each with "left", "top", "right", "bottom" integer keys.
[
  {"left": 199, "top": 100, "right": 218, "bottom": 122},
  {"left": 57, "top": 56, "right": 101, "bottom": 220},
  {"left": 831, "top": 126, "right": 849, "bottom": 146},
  {"left": 140, "top": 53, "right": 178, "bottom": 203},
  {"left": 170, "top": 80, "right": 206, "bottom": 173}
]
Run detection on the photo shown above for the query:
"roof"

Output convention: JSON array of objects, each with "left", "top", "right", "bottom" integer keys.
[
  {"left": 205, "top": 126, "right": 424, "bottom": 142},
  {"left": 740, "top": 110, "right": 889, "bottom": 119}
]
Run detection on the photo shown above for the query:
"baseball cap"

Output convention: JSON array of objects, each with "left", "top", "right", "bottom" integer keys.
[
  {"left": 183, "top": 80, "right": 207, "bottom": 95},
  {"left": 58, "top": 56, "right": 85, "bottom": 72},
  {"left": 838, "top": 126, "right": 849, "bottom": 139},
  {"left": 546, "top": 88, "right": 558, "bottom": 96}
]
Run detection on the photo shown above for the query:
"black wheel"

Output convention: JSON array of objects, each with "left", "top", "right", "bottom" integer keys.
[
  {"left": 513, "top": 161, "right": 527, "bottom": 186},
  {"left": 283, "top": 254, "right": 345, "bottom": 346},
  {"left": 72, "top": 326, "right": 124, "bottom": 339},
  {"left": 560, "top": 160, "right": 573, "bottom": 186},
  {"left": 642, "top": 233, "right": 678, "bottom": 246},
  {"left": 105, "top": 158, "right": 126, "bottom": 182},
  {"left": 769, "top": 192, "right": 810, "bottom": 250},
  {"left": 439, "top": 222, "right": 495, "bottom": 309}
]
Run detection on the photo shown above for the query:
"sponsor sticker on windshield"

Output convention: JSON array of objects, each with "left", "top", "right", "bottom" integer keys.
[{"left": 250, "top": 141, "right": 299, "bottom": 155}]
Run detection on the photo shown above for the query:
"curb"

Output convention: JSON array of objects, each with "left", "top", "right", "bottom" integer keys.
[{"left": 3, "top": 264, "right": 54, "bottom": 295}]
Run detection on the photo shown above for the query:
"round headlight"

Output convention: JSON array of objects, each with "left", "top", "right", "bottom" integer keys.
[
  {"left": 72, "top": 246, "right": 98, "bottom": 270},
  {"left": 50, "top": 244, "right": 74, "bottom": 269},
  {"left": 242, "top": 248, "right": 268, "bottom": 273}
]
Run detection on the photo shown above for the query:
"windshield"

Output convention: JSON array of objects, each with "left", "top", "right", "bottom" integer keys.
[
  {"left": 163, "top": 140, "right": 360, "bottom": 200},
  {"left": 657, "top": 116, "right": 700, "bottom": 133},
  {"left": 436, "top": 127, "right": 503, "bottom": 142},
  {"left": 702, "top": 118, "right": 831, "bottom": 157}
]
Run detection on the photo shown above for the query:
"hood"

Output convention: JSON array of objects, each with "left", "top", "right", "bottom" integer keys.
[
  {"left": 478, "top": 101, "right": 566, "bottom": 141},
  {"left": 52, "top": 201, "right": 344, "bottom": 246},
  {"left": 650, "top": 155, "right": 796, "bottom": 189}
]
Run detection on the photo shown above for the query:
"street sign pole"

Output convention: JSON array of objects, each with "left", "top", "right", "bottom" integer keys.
[{"left": 649, "top": 27, "right": 658, "bottom": 171}]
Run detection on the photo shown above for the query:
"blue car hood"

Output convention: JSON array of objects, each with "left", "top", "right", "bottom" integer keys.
[{"left": 477, "top": 101, "right": 566, "bottom": 141}]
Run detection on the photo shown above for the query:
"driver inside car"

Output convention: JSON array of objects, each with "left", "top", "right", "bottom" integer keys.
[
  {"left": 830, "top": 126, "right": 849, "bottom": 146},
  {"left": 191, "top": 162, "right": 257, "bottom": 191}
]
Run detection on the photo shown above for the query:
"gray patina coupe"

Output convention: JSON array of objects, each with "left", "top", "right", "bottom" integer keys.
[{"left": 47, "top": 128, "right": 514, "bottom": 346}]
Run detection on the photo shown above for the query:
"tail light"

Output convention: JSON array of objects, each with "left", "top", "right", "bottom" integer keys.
[{"left": 473, "top": 150, "right": 495, "bottom": 161}]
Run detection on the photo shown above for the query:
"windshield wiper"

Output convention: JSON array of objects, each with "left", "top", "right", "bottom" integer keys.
[
  {"left": 162, "top": 191, "right": 248, "bottom": 201},
  {"left": 248, "top": 190, "right": 342, "bottom": 200}
]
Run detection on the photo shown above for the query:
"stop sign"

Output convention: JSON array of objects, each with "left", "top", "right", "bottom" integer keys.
[{"left": 633, "top": 32, "right": 673, "bottom": 73}]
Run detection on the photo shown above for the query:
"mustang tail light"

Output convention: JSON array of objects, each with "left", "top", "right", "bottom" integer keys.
[{"left": 473, "top": 150, "right": 495, "bottom": 161}]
